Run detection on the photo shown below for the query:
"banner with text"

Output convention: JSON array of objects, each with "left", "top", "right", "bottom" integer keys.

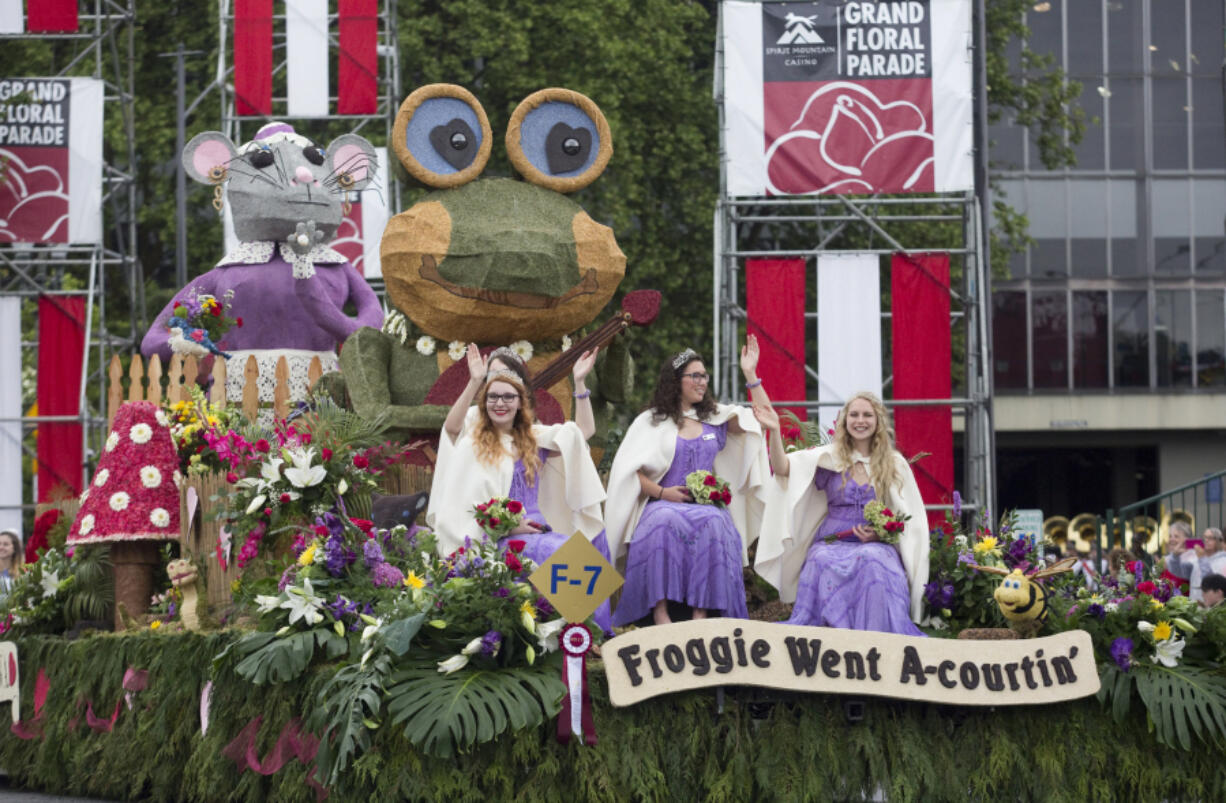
[
  {"left": 0, "top": 77, "right": 104, "bottom": 244},
  {"left": 605, "top": 620, "right": 1098, "bottom": 707},
  {"left": 721, "top": 0, "right": 973, "bottom": 197}
]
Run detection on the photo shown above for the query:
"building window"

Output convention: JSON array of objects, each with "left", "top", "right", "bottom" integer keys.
[
  {"left": 1197, "top": 290, "right": 1226, "bottom": 387},
  {"left": 1154, "top": 290, "right": 1193, "bottom": 387},
  {"left": 1032, "top": 291, "right": 1068, "bottom": 388},
  {"left": 1113, "top": 290, "right": 1149, "bottom": 387},
  {"left": 1073, "top": 291, "right": 1110, "bottom": 389},
  {"left": 993, "top": 292, "right": 1027, "bottom": 389}
]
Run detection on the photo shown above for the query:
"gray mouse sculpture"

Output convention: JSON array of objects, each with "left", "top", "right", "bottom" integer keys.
[{"left": 141, "top": 121, "right": 384, "bottom": 411}]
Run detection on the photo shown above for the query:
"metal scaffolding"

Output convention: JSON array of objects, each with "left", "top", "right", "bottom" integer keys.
[{"left": 0, "top": 0, "right": 141, "bottom": 517}]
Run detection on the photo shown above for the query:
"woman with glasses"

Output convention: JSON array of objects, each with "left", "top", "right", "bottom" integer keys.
[
  {"left": 426, "top": 343, "right": 605, "bottom": 568},
  {"left": 605, "top": 337, "right": 770, "bottom": 626},
  {"left": 753, "top": 392, "right": 928, "bottom": 635}
]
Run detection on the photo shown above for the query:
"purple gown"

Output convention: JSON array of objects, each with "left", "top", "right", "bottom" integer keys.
[
  {"left": 496, "top": 449, "right": 613, "bottom": 635},
  {"left": 786, "top": 467, "right": 924, "bottom": 636},
  {"left": 612, "top": 422, "right": 748, "bottom": 626}
]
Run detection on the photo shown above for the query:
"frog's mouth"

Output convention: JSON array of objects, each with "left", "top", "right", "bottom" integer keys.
[{"left": 419, "top": 254, "right": 598, "bottom": 309}]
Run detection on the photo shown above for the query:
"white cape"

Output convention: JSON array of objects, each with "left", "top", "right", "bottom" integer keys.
[
  {"left": 426, "top": 420, "right": 605, "bottom": 556},
  {"left": 754, "top": 443, "right": 930, "bottom": 623},
  {"left": 604, "top": 404, "right": 769, "bottom": 568}
]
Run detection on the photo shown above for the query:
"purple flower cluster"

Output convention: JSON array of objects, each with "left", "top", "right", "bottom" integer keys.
[
  {"left": 324, "top": 531, "right": 355, "bottom": 577},
  {"left": 951, "top": 490, "right": 962, "bottom": 520},
  {"left": 1004, "top": 537, "right": 1031, "bottom": 568},
  {"left": 1110, "top": 637, "right": 1134, "bottom": 671},
  {"left": 372, "top": 562, "right": 405, "bottom": 588},
  {"left": 1153, "top": 580, "right": 1174, "bottom": 603},
  {"left": 278, "top": 565, "right": 297, "bottom": 591},
  {"left": 536, "top": 596, "right": 555, "bottom": 617},
  {"left": 480, "top": 630, "right": 502, "bottom": 657},
  {"left": 1087, "top": 603, "right": 1106, "bottom": 620},
  {"left": 924, "top": 578, "right": 955, "bottom": 610},
  {"left": 363, "top": 539, "right": 384, "bottom": 569}
]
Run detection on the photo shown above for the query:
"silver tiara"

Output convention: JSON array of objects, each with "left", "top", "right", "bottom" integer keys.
[
  {"left": 484, "top": 368, "right": 523, "bottom": 388},
  {"left": 671, "top": 348, "right": 699, "bottom": 370},
  {"left": 488, "top": 346, "right": 523, "bottom": 368}
]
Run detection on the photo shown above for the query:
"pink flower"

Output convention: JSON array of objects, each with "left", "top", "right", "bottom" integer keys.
[
  {"left": 189, "top": 330, "right": 204, "bottom": 342},
  {"left": 279, "top": 493, "right": 291, "bottom": 504},
  {"left": 321, "top": 448, "right": 333, "bottom": 462},
  {"left": 1136, "top": 581, "right": 1156, "bottom": 595},
  {"left": 235, "top": 317, "right": 244, "bottom": 327},
  {"left": 353, "top": 455, "right": 369, "bottom": 469},
  {"left": 255, "top": 439, "right": 270, "bottom": 453},
  {"left": 226, "top": 472, "right": 239, "bottom": 484}
]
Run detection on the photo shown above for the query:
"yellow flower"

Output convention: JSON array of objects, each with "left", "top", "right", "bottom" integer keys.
[
  {"left": 972, "top": 536, "right": 998, "bottom": 554},
  {"left": 1150, "top": 598, "right": 1165, "bottom": 611},
  {"left": 1153, "top": 621, "right": 1172, "bottom": 642},
  {"left": 149, "top": 620, "right": 161, "bottom": 631},
  {"left": 298, "top": 544, "right": 318, "bottom": 567},
  {"left": 520, "top": 599, "right": 537, "bottom": 621},
  {"left": 404, "top": 571, "right": 425, "bottom": 590},
  {"left": 231, "top": 578, "right": 242, "bottom": 594}
]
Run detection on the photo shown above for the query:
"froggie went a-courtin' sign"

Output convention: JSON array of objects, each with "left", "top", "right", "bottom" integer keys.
[{"left": 603, "top": 620, "right": 1099, "bottom": 707}]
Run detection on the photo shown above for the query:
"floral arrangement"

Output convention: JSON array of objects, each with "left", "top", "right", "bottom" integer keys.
[
  {"left": 685, "top": 470, "right": 732, "bottom": 507},
  {"left": 164, "top": 387, "right": 253, "bottom": 475},
  {"left": 222, "top": 517, "right": 574, "bottom": 778},
  {"left": 779, "top": 409, "right": 832, "bottom": 453},
  {"left": 472, "top": 497, "right": 525, "bottom": 539},
  {"left": 171, "top": 286, "right": 240, "bottom": 346},
  {"left": 862, "top": 499, "right": 909, "bottom": 544},
  {"left": 216, "top": 401, "right": 412, "bottom": 568}
]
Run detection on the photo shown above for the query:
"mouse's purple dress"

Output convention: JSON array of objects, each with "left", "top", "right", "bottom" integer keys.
[
  {"left": 785, "top": 467, "right": 924, "bottom": 635},
  {"left": 495, "top": 448, "right": 612, "bottom": 634},
  {"left": 612, "top": 422, "right": 747, "bottom": 625}
]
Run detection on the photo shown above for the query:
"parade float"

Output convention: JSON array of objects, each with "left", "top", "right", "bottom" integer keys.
[{"left": 0, "top": 5, "right": 1223, "bottom": 797}]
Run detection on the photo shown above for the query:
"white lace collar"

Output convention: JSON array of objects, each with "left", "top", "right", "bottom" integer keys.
[{"left": 216, "top": 240, "right": 348, "bottom": 279}]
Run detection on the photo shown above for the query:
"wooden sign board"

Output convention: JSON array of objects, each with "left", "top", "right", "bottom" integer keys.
[{"left": 604, "top": 620, "right": 1099, "bottom": 708}]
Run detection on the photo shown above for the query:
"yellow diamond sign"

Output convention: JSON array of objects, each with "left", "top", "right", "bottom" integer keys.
[{"left": 528, "top": 532, "right": 623, "bottom": 624}]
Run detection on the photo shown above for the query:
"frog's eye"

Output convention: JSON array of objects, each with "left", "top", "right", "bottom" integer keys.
[
  {"left": 392, "top": 84, "right": 491, "bottom": 188},
  {"left": 248, "top": 148, "right": 274, "bottom": 169},
  {"left": 506, "top": 88, "right": 612, "bottom": 192},
  {"left": 303, "top": 145, "right": 325, "bottom": 166}
]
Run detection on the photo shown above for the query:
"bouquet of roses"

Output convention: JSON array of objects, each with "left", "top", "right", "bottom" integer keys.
[
  {"left": 685, "top": 470, "right": 732, "bottom": 507},
  {"left": 863, "top": 499, "right": 909, "bottom": 544},
  {"left": 171, "top": 286, "right": 240, "bottom": 347},
  {"left": 473, "top": 497, "right": 524, "bottom": 539}
]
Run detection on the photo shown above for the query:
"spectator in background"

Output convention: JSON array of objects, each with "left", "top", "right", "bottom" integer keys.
[
  {"left": 1194, "top": 528, "right": 1226, "bottom": 599},
  {"left": 1130, "top": 529, "right": 1155, "bottom": 573},
  {"left": 1106, "top": 547, "right": 1131, "bottom": 580},
  {"left": 0, "top": 528, "right": 23, "bottom": 598},
  {"left": 1162, "top": 521, "right": 1195, "bottom": 597},
  {"left": 1070, "top": 544, "right": 1100, "bottom": 592},
  {"left": 1201, "top": 573, "right": 1226, "bottom": 608}
]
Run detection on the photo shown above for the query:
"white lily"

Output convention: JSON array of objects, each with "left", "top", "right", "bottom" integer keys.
[
  {"left": 283, "top": 448, "right": 327, "bottom": 488},
  {"left": 462, "top": 636, "right": 484, "bottom": 656},
  {"left": 337, "top": 478, "right": 348, "bottom": 496},
  {"left": 361, "top": 648, "right": 374, "bottom": 670},
  {"left": 536, "top": 618, "right": 567, "bottom": 653},
  {"left": 254, "top": 594, "right": 282, "bottom": 613},
  {"left": 521, "top": 609, "right": 537, "bottom": 634},
  {"left": 361, "top": 619, "right": 383, "bottom": 643},
  {"left": 40, "top": 569, "right": 61, "bottom": 599},
  {"left": 246, "top": 494, "right": 268, "bottom": 515},
  {"left": 1137, "top": 621, "right": 1155, "bottom": 633},
  {"left": 259, "top": 458, "right": 285, "bottom": 487},
  {"left": 525, "top": 645, "right": 536, "bottom": 665},
  {"left": 437, "top": 653, "right": 470, "bottom": 674},
  {"left": 1152, "top": 637, "right": 1186, "bottom": 668},
  {"left": 280, "top": 578, "right": 324, "bottom": 626}
]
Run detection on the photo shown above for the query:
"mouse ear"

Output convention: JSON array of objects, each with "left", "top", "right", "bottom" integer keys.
[
  {"left": 182, "top": 131, "right": 238, "bottom": 185},
  {"left": 392, "top": 84, "right": 492, "bottom": 188},
  {"left": 325, "top": 133, "right": 378, "bottom": 192},
  {"left": 506, "top": 88, "right": 611, "bottom": 192}
]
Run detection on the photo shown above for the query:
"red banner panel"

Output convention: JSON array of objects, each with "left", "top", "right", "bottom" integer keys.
[
  {"left": 746, "top": 259, "right": 807, "bottom": 422},
  {"left": 234, "top": 0, "right": 273, "bottom": 116},
  {"left": 37, "top": 295, "right": 86, "bottom": 501},
  {"left": 27, "top": 0, "right": 78, "bottom": 32},
  {"left": 890, "top": 253, "right": 952, "bottom": 526},
  {"left": 338, "top": 0, "right": 378, "bottom": 115}
]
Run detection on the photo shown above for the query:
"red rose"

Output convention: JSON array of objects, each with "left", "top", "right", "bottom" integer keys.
[
  {"left": 312, "top": 525, "right": 328, "bottom": 537},
  {"left": 255, "top": 439, "right": 270, "bottom": 453},
  {"left": 353, "top": 455, "right": 369, "bottom": 469},
  {"left": 322, "top": 448, "right": 333, "bottom": 462},
  {"left": 723, "top": 491, "right": 733, "bottom": 504},
  {"left": 301, "top": 432, "right": 312, "bottom": 445},
  {"left": 477, "top": 503, "right": 488, "bottom": 512},
  {"left": 505, "top": 553, "right": 523, "bottom": 572},
  {"left": 1127, "top": 561, "right": 1143, "bottom": 576},
  {"left": 263, "top": 508, "right": 272, "bottom": 517},
  {"left": 226, "top": 472, "right": 238, "bottom": 484},
  {"left": 881, "top": 508, "right": 894, "bottom": 518},
  {"left": 236, "top": 317, "right": 244, "bottom": 327},
  {"left": 490, "top": 517, "right": 500, "bottom": 527},
  {"left": 211, "top": 306, "right": 222, "bottom": 316},
  {"left": 507, "top": 539, "right": 526, "bottom": 554},
  {"left": 506, "top": 500, "right": 524, "bottom": 514},
  {"left": 352, "top": 518, "right": 374, "bottom": 533},
  {"left": 1136, "top": 581, "right": 1156, "bottom": 595},
  {"left": 280, "top": 493, "right": 292, "bottom": 504},
  {"left": 703, "top": 474, "right": 717, "bottom": 487}
]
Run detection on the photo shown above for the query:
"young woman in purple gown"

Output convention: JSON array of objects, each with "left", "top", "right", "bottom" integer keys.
[
  {"left": 426, "top": 344, "right": 612, "bottom": 631},
  {"left": 754, "top": 392, "right": 929, "bottom": 635},
  {"left": 605, "top": 339, "right": 771, "bottom": 626}
]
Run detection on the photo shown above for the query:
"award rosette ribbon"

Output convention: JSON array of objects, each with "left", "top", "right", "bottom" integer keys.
[{"left": 557, "top": 623, "right": 597, "bottom": 745}]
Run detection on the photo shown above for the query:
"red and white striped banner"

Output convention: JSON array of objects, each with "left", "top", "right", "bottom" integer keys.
[{"left": 233, "top": 0, "right": 379, "bottom": 117}]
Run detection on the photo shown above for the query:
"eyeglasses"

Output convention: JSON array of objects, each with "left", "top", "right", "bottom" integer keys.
[
  {"left": 681, "top": 372, "right": 710, "bottom": 383},
  {"left": 486, "top": 393, "right": 520, "bottom": 405}
]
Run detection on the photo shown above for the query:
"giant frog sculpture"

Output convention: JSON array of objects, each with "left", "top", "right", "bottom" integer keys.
[{"left": 329, "top": 85, "right": 633, "bottom": 454}]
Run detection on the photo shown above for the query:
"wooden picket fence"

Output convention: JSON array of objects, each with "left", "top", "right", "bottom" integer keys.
[{"left": 106, "top": 352, "right": 326, "bottom": 426}]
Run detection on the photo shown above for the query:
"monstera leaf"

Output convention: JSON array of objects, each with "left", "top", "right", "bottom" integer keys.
[
  {"left": 310, "top": 653, "right": 393, "bottom": 786},
  {"left": 229, "top": 629, "right": 349, "bottom": 685},
  {"left": 1132, "top": 663, "right": 1226, "bottom": 750},
  {"left": 385, "top": 654, "right": 565, "bottom": 757}
]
